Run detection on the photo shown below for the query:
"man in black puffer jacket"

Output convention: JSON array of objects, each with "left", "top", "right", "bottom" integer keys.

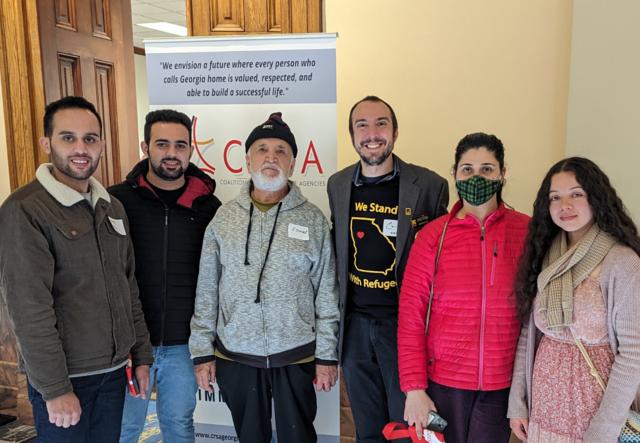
[{"left": 108, "top": 109, "right": 221, "bottom": 443}]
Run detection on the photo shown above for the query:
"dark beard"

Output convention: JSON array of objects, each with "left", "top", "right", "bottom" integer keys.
[
  {"left": 149, "top": 158, "right": 185, "bottom": 181},
  {"left": 357, "top": 139, "right": 394, "bottom": 166},
  {"left": 49, "top": 144, "right": 100, "bottom": 181}
]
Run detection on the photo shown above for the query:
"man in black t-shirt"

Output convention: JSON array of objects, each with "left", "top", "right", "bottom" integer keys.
[
  {"left": 327, "top": 96, "right": 449, "bottom": 442},
  {"left": 108, "top": 110, "right": 221, "bottom": 442}
]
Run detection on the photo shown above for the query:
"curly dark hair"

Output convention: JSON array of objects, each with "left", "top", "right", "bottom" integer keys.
[{"left": 515, "top": 156, "right": 640, "bottom": 322}]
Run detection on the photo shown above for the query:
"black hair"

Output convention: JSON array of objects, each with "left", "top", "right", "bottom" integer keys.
[
  {"left": 348, "top": 95, "right": 398, "bottom": 138},
  {"left": 144, "top": 109, "right": 192, "bottom": 146},
  {"left": 43, "top": 96, "right": 102, "bottom": 138},
  {"left": 453, "top": 132, "right": 506, "bottom": 203},
  {"left": 515, "top": 156, "right": 640, "bottom": 322}
]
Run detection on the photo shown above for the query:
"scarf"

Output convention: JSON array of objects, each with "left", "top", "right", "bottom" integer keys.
[{"left": 537, "top": 223, "right": 617, "bottom": 331}]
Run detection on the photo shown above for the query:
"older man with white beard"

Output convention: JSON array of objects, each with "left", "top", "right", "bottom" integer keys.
[{"left": 189, "top": 112, "right": 340, "bottom": 443}]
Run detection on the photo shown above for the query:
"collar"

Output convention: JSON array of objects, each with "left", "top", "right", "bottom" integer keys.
[
  {"left": 36, "top": 163, "right": 110, "bottom": 209},
  {"left": 352, "top": 155, "right": 400, "bottom": 186},
  {"left": 447, "top": 199, "right": 506, "bottom": 227}
]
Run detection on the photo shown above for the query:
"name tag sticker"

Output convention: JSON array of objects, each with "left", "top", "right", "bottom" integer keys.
[
  {"left": 288, "top": 223, "right": 309, "bottom": 241},
  {"left": 383, "top": 219, "right": 398, "bottom": 237},
  {"left": 109, "top": 217, "right": 126, "bottom": 236}
]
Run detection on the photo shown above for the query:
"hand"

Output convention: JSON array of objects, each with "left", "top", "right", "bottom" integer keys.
[
  {"left": 315, "top": 364, "right": 338, "bottom": 392},
  {"left": 46, "top": 391, "right": 81, "bottom": 428},
  {"left": 134, "top": 365, "right": 150, "bottom": 399},
  {"left": 510, "top": 418, "right": 529, "bottom": 441},
  {"left": 404, "top": 390, "right": 437, "bottom": 441},
  {"left": 195, "top": 361, "right": 216, "bottom": 393}
]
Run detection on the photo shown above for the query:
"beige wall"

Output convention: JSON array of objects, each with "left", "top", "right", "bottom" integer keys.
[
  {"left": 325, "top": 0, "right": 574, "bottom": 214},
  {"left": 565, "top": 1, "right": 640, "bottom": 221},
  {"left": 0, "top": 74, "right": 11, "bottom": 203}
]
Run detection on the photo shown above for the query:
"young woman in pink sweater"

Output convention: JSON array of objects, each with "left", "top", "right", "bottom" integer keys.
[{"left": 509, "top": 157, "right": 640, "bottom": 443}]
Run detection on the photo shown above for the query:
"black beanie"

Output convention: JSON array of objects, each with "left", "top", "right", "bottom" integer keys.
[{"left": 245, "top": 112, "right": 298, "bottom": 158}]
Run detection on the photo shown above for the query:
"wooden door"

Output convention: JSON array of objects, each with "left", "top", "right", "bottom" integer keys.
[
  {"left": 37, "top": 0, "right": 139, "bottom": 187},
  {"left": 187, "top": 0, "right": 322, "bottom": 36}
]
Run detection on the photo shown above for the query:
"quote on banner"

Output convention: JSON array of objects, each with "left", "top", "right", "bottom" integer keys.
[
  {"left": 145, "top": 35, "right": 338, "bottom": 443},
  {"left": 146, "top": 48, "right": 336, "bottom": 105}
]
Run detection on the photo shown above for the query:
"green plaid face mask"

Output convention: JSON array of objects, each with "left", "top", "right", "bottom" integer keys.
[{"left": 456, "top": 175, "right": 502, "bottom": 206}]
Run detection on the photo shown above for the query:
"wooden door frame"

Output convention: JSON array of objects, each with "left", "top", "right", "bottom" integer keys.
[
  {"left": 0, "top": 0, "right": 47, "bottom": 191},
  {"left": 0, "top": 0, "right": 140, "bottom": 192}
]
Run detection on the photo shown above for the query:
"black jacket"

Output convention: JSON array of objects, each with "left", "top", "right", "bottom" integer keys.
[{"left": 108, "top": 160, "right": 221, "bottom": 346}]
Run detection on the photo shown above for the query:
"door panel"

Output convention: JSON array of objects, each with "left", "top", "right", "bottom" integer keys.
[
  {"left": 189, "top": 0, "right": 327, "bottom": 36},
  {"left": 37, "top": 0, "right": 137, "bottom": 187}
]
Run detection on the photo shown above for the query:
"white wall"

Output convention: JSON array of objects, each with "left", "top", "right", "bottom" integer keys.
[{"left": 565, "top": 0, "right": 640, "bottom": 220}]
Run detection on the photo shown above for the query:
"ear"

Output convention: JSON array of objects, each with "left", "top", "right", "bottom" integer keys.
[
  {"left": 39, "top": 137, "right": 51, "bottom": 155},
  {"left": 393, "top": 128, "right": 399, "bottom": 142},
  {"left": 140, "top": 141, "right": 149, "bottom": 158},
  {"left": 289, "top": 158, "right": 296, "bottom": 177},
  {"left": 501, "top": 167, "right": 507, "bottom": 181},
  {"left": 245, "top": 153, "right": 251, "bottom": 172},
  {"left": 188, "top": 143, "right": 195, "bottom": 161},
  {"left": 100, "top": 140, "right": 106, "bottom": 157}
]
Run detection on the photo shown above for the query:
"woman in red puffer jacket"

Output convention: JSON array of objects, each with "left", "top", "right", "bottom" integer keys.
[{"left": 398, "top": 133, "right": 530, "bottom": 443}]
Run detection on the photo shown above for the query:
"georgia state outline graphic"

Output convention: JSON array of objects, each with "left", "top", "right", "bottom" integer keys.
[{"left": 350, "top": 217, "right": 396, "bottom": 276}]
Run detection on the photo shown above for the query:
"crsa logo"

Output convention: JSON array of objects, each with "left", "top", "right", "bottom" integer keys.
[{"left": 192, "top": 115, "right": 324, "bottom": 176}]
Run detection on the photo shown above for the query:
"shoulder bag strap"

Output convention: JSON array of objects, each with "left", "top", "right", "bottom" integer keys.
[
  {"left": 571, "top": 328, "right": 607, "bottom": 391},
  {"left": 425, "top": 222, "right": 449, "bottom": 336}
]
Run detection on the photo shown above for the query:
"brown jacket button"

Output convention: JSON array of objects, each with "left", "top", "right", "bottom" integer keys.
[{"left": 71, "top": 230, "right": 77, "bottom": 236}]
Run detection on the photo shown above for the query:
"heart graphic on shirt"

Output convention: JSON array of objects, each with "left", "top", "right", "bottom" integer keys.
[{"left": 357, "top": 231, "right": 365, "bottom": 239}]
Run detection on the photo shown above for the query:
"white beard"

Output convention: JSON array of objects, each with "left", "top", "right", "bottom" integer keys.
[{"left": 250, "top": 161, "right": 288, "bottom": 191}]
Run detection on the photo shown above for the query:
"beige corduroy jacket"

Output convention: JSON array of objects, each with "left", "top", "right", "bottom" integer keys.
[{"left": 508, "top": 243, "right": 640, "bottom": 443}]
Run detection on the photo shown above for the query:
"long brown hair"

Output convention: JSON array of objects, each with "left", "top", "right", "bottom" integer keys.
[{"left": 515, "top": 157, "right": 640, "bottom": 322}]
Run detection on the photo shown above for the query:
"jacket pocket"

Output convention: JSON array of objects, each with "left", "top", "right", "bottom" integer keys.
[{"left": 54, "top": 222, "right": 93, "bottom": 240}]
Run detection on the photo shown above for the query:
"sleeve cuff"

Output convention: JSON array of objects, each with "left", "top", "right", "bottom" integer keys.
[
  {"left": 315, "top": 358, "right": 338, "bottom": 366},
  {"left": 194, "top": 355, "right": 216, "bottom": 365}
]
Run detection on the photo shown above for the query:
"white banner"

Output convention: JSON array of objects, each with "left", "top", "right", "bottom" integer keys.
[{"left": 144, "top": 34, "right": 339, "bottom": 443}]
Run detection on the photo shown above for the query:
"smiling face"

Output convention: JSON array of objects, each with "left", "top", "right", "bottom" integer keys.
[
  {"left": 142, "top": 122, "right": 193, "bottom": 184},
  {"left": 350, "top": 100, "right": 398, "bottom": 167},
  {"left": 245, "top": 138, "right": 295, "bottom": 192},
  {"left": 39, "top": 108, "right": 104, "bottom": 192},
  {"left": 548, "top": 171, "right": 595, "bottom": 245}
]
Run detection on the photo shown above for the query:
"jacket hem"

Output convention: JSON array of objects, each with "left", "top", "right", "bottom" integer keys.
[{"left": 216, "top": 338, "right": 316, "bottom": 368}]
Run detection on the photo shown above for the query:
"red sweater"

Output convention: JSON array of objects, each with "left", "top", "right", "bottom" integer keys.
[{"left": 398, "top": 201, "right": 530, "bottom": 392}]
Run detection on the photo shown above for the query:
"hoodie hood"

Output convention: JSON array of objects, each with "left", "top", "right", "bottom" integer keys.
[
  {"left": 235, "top": 179, "right": 307, "bottom": 214},
  {"left": 126, "top": 159, "right": 216, "bottom": 209}
]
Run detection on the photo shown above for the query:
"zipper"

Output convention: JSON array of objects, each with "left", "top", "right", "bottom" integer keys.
[
  {"left": 258, "top": 209, "right": 269, "bottom": 367},
  {"left": 160, "top": 206, "right": 169, "bottom": 346},
  {"left": 479, "top": 225, "right": 486, "bottom": 390},
  {"left": 491, "top": 244, "right": 497, "bottom": 286}
]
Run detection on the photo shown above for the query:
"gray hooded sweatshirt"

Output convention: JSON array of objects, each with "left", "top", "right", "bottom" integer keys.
[{"left": 189, "top": 181, "right": 339, "bottom": 367}]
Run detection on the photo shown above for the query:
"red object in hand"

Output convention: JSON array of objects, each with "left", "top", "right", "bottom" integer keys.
[
  {"left": 126, "top": 355, "right": 138, "bottom": 397},
  {"left": 382, "top": 423, "right": 445, "bottom": 442}
]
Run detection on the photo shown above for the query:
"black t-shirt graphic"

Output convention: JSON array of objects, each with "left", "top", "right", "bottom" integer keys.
[{"left": 347, "top": 176, "right": 400, "bottom": 319}]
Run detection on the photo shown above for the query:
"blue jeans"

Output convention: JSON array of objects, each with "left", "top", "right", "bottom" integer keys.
[
  {"left": 120, "top": 345, "right": 198, "bottom": 443},
  {"left": 28, "top": 367, "right": 127, "bottom": 443}
]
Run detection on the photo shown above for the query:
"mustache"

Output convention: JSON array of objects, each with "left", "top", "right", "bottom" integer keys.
[
  {"left": 359, "top": 138, "right": 387, "bottom": 146},
  {"left": 260, "top": 162, "right": 282, "bottom": 173}
]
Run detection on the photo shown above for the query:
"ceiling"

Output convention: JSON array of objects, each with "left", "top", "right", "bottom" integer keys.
[{"left": 131, "top": 0, "right": 187, "bottom": 49}]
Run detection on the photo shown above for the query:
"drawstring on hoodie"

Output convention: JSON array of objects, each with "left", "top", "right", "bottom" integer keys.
[
  {"left": 244, "top": 201, "right": 283, "bottom": 303},
  {"left": 244, "top": 204, "right": 254, "bottom": 265}
]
